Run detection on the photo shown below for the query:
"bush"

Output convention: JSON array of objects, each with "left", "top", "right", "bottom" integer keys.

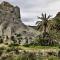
[
  {"left": 23, "top": 44, "right": 30, "bottom": 47},
  {"left": 58, "top": 51, "right": 60, "bottom": 57},
  {"left": 8, "top": 43, "right": 19, "bottom": 47},
  {"left": 48, "top": 56, "right": 59, "bottom": 60},
  {"left": 6, "top": 48, "right": 12, "bottom": 52},
  {"left": 0, "top": 47, "right": 5, "bottom": 50},
  {"left": 34, "top": 36, "right": 58, "bottom": 46},
  {"left": 0, "top": 47, "right": 5, "bottom": 56},
  {"left": 0, "top": 39, "right": 3, "bottom": 43},
  {"left": 4, "top": 43, "right": 8, "bottom": 45},
  {"left": 0, "top": 50, "right": 3, "bottom": 56}
]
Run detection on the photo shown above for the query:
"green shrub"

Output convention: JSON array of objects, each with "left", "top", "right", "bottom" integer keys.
[
  {"left": 4, "top": 43, "right": 8, "bottom": 45},
  {"left": 0, "top": 47, "right": 5, "bottom": 50},
  {"left": 6, "top": 48, "right": 12, "bottom": 52},
  {"left": 0, "top": 39, "right": 3, "bottom": 43},
  {"left": 48, "top": 56, "right": 59, "bottom": 60},
  {"left": 0, "top": 47, "right": 5, "bottom": 56},
  {"left": 0, "top": 50, "right": 3, "bottom": 56},
  {"left": 8, "top": 43, "right": 19, "bottom": 47},
  {"left": 34, "top": 37, "right": 58, "bottom": 46},
  {"left": 58, "top": 51, "right": 60, "bottom": 57},
  {"left": 23, "top": 44, "right": 30, "bottom": 47}
]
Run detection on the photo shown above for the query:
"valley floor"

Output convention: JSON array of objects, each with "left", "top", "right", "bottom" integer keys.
[{"left": 0, "top": 44, "right": 60, "bottom": 60}]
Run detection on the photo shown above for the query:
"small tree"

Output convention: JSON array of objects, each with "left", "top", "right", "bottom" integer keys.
[{"left": 11, "top": 36, "right": 16, "bottom": 44}]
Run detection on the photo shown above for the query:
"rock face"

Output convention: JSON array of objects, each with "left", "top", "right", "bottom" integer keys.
[
  {"left": 0, "top": 1, "right": 27, "bottom": 37},
  {"left": 0, "top": 1, "right": 40, "bottom": 44}
]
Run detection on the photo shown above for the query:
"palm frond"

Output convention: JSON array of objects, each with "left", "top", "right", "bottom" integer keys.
[
  {"left": 37, "top": 23, "right": 42, "bottom": 30},
  {"left": 42, "top": 13, "right": 44, "bottom": 18},
  {"left": 45, "top": 13, "right": 46, "bottom": 18},
  {"left": 37, "top": 25, "right": 41, "bottom": 30},
  {"left": 37, "top": 16, "right": 43, "bottom": 20},
  {"left": 36, "top": 21, "right": 41, "bottom": 25},
  {"left": 47, "top": 15, "right": 51, "bottom": 19}
]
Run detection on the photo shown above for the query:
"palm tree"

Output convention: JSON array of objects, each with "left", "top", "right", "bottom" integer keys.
[{"left": 36, "top": 13, "right": 51, "bottom": 37}]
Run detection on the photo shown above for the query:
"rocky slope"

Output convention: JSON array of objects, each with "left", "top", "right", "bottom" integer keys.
[{"left": 0, "top": 1, "right": 39, "bottom": 39}]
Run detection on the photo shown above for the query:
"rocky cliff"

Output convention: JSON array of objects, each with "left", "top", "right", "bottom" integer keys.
[
  {"left": 0, "top": 1, "right": 27, "bottom": 37},
  {"left": 0, "top": 1, "right": 39, "bottom": 40}
]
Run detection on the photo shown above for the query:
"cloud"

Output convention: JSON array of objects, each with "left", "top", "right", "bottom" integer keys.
[{"left": 0, "top": 0, "right": 60, "bottom": 25}]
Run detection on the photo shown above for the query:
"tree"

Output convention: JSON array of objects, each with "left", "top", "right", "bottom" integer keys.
[
  {"left": 36, "top": 13, "right": 51, "bottom": 38},
  {"left": 11, "top": 36, "right": 16, "bottom": 43},
  {"left": 53, "top": 14, "right": 60, "bottom": 30}
]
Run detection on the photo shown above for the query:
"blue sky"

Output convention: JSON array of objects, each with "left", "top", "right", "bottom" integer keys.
[{"left": 0, "top": 0, "right": 60, "bottom": 25}]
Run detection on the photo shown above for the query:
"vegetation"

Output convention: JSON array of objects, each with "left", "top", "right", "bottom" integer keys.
[
  {"left": 36, "top": 13, "right": 51, "bottom": 38},
  {"left": 0, "top": 44, "right": 59, "bottom": 60},
  {"left": 0, "top": 12, "right": 59, "bottom": 60},
  {"left": 0, "top": 1, "right": 60, "bottom": 60}
]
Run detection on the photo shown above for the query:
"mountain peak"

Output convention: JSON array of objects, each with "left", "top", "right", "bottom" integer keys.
[{"left": 1, "top": 1, "right": 13, "bottom": 7}]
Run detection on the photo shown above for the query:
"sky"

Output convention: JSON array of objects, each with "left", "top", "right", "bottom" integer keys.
[{"left": 0, "top": 0, "right": 60, "bottom": 26}]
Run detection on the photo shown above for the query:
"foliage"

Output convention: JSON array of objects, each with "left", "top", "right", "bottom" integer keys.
[
  {"left": 48, "top": 56, "right": 60, "bottom": 60},
  {"left": 34, "top": 35, "right": 58, "bottom": 46},
  {"left": 8, "top": 43, "right": 19, "bottom": 47},
  {"left": 36, "top": 13, "right": 51, "bottom": 36},
  {"left": 23, "top": 44, "right": 30, "bottom": 47},
  {"left": 11, "top": 36, "right": 16, "bottom": 43}
]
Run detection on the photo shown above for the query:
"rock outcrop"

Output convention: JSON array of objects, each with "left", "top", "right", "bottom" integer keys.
[
  {"left": 0, "top": 1, "right": 40, "bottom": 44},
  {"left": 0, "top": 1, "right": 27, "bottom": 37}
]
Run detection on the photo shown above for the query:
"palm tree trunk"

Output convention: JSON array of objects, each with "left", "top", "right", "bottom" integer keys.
[
  {"left": 43, "top": 25, "right": 47, "bottom": 38},
  {"left": 43, "top": 25, "right": 46, "bottom": 33}
]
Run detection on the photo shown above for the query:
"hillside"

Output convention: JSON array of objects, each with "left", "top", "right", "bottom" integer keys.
[
  {"left": 0, "top": 1, "right": 39, "bottom": 38},
  {"left": 48, "top": 12, "right": 60, "bottom": 41},
  {"left": 0, "top": 1, "right": 41, "bottom": 46},
  {"left": 0, "top": 1, "right": 60, "bottom": 60}
]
